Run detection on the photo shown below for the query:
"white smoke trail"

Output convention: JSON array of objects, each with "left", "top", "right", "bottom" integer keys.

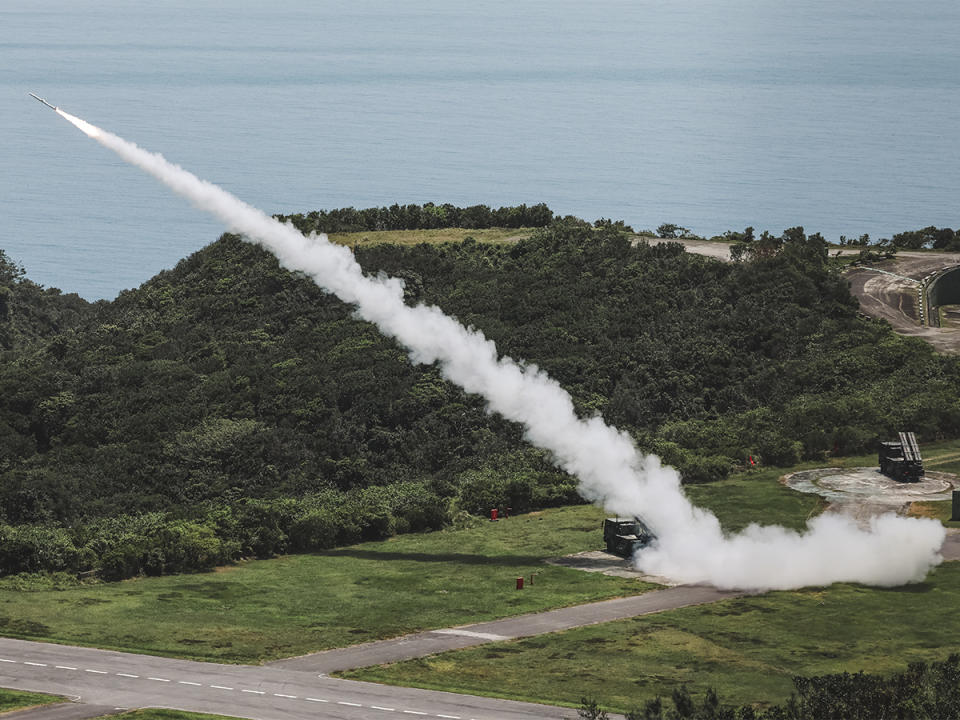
[{"left": 53, "top": 108, "right": 946, "bottom": 591}]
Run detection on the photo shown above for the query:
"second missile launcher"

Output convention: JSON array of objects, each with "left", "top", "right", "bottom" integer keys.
[{"left": 879, "top": 431, "right": 924, "bottom": 483}]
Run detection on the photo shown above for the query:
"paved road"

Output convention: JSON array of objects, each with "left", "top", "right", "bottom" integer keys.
[
  {"left": 271, "top": 585, "right": 742, "bottom": 674},
  {"left": 0, "top": 637, "right": 575, "bottom": 720}
]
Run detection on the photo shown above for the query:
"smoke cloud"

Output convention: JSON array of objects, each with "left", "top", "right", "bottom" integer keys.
[{"left": 53, "top": 108, "right": 945, "bottom": 591}]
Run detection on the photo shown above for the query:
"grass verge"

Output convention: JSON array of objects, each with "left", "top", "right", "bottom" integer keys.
[
  {"left": 0, "top": 506, "right": 656, "bottom": 663},
  {"left": 342, "top": 562, "right": 960, "bottom": 713},
  {"left": 328, "top": 227, "right": 533, "bottom": 248},
  {"left": 109, "top": 711, "right": 247, "bottom": 720},
  {"left": 0, "top": 687, "right": 61, "bottom": 712}
]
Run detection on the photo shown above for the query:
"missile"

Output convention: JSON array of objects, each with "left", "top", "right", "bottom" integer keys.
[{"left": 29, "top": 93, "right": 58, "bottom": 111}]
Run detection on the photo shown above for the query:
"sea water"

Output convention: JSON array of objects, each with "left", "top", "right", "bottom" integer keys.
[{"left": 2, "top": 0, "right": 958, "bottom": 299}]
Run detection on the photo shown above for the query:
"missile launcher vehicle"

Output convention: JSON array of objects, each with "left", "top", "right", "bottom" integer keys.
[
  {"left": 879, "top": 431, "right": 924, "bottom": 483},
  {"left": 603, "top": 516, "right": 656, "bottom": 557}
]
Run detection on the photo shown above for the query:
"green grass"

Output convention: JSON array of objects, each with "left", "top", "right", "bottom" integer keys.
[
  {"left": 686, "top": 467, "right": 826, "bottom": 532},
  {"left": 0, "top": 687, "right": 60, "bottom": 712},
  {"left": 328, "top": 227, "right": 534, "bottom": 248},
  {"left": 343, "top": 562, "right": 960, "bottom": 713},
  {"left": 0, "top": 506, "right": 658, "bottom": 663},
  {"left": 109, "top": 711, "right": 247, "bottom": 720}
]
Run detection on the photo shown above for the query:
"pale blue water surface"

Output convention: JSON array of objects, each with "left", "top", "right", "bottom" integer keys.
[{"left": 1, "top": 0, "right": 958, "bottom": 299}]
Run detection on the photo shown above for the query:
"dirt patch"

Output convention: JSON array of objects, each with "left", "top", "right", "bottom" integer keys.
[
  {"left": 844, "top": 253, "right": 960, "bottom": 354},
  {"left": 547, "top": 550, "right": 678, "bottom": 586}
]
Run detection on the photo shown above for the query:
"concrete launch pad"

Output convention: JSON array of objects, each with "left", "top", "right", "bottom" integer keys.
[{"left": 783, "top": 467, "right": 957, "bottom": 523}]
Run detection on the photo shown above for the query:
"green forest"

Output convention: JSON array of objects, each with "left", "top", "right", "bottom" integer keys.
[{"left": 2, "top": 208, "right": 959, "bottom": 580}]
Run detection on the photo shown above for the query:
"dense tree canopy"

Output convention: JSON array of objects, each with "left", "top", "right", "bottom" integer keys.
[
  {"left": 592, "top": 654, "right": 960, "bottom": 720},
  {"left": 1, "top": 218, "right": 959, "bottom": 579},
  {"left": 275, "top": 201, "right": 555, "bottom": 235}
]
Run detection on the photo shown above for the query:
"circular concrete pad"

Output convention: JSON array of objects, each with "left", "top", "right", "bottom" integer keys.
[{"left": 784, "top": 467, "right": 957, "bottom": 522}]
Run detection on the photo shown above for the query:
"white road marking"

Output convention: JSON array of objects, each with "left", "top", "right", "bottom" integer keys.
[
  {"left": 306, "top": 697, "right": 329, "bottom": 703},
  {"left": 85, "top": 669, "right": 108, "bottom": 674},
  {"left": 24, "top": 662, "right": 47, "bottom": 666},
  {"left": 147, "top": 677, "right": 170, "bottom": 682},
  {"left": 56, "top": 666, "right": 77, "bottom": 670},
  {"left": 117, "top": 673, "right": 139, "bottom": 678},
  {"left": 242, "top": 689, "right": 265, "bottom": 695},
  {"left": 402, "top": 712, "right": 428, "bottom": 716},
  {"left": 431, "top": 629, "right": 510, "bottom": 641},
  {"left": 0, "top": 659, "right": 16, "bottom": 663},
  {"left": 210, "top": 685, "right": 233, "bottom": 690},
  {"left": 371, "top": 707, "right": 395, "bottom": 712},
  {"left": 274, "top": 693, "right": 297, "bottom": 699},
  {"left": 178, "top": 681, "right": 202, "bottom": 686},
  {"left": 437, "top": 715, "right": 461, "bottom": 719},
  {"left": 338, "top": 701, "right": 362, "bottom": 707}
]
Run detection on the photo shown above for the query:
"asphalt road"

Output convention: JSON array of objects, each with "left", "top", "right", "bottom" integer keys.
[{"left": 0, "top": 637, "right": 573, "bottom": 720}]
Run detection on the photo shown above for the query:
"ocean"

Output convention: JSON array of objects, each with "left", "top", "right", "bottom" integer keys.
[{"left": 2, "top": 0, "right": 958, "bottom": 300}]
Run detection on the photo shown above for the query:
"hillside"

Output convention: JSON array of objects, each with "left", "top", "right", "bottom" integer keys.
[
  {"left": 1, "top": 219, "right": 959, "bottom": 579},
  {"left": 0, "top": 250, "right": 91, "bottom": 352}
]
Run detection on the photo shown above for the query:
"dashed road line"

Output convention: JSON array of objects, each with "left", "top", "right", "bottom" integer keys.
[{"left": 0, "top": 654, "right": 500, "bottom": 720}]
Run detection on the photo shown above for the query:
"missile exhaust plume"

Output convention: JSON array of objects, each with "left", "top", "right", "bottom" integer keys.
[{"left": 39, "top": 101, "right": 946, "bottom": 591}]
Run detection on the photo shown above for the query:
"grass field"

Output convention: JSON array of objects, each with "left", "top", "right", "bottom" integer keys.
[
  {"left": 0, "top": 506, "right": 660, "bottom": 663},
  {"left": 685, "top": 467, "right": 825, "bottom": 532},
  {"left": 328, "top": 227, "right": 533, "bottom": 248},
  {"left": 0, "top": 687, "right": 60, "bottom": 711},
  {"left": 0, "top": 463, "right": 830, "bottom": 665},
  {"left": 343, "top": 562, "right": 960, "bottom": 713}
]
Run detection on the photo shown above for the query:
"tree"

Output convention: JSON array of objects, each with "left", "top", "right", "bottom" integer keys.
[{"left": 657, "top": 223, "right": 690, "bottom": 239}]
